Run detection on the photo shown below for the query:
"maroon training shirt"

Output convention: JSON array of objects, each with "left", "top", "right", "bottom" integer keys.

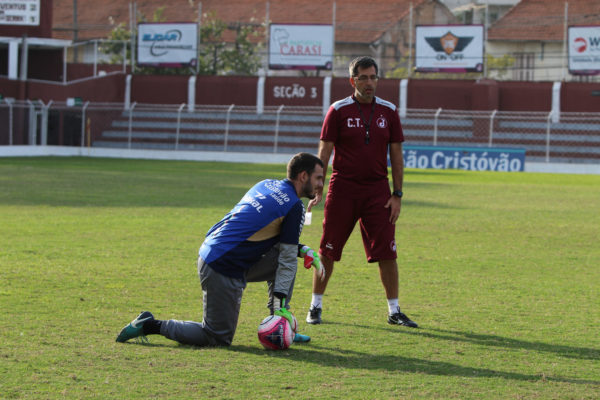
[{"left": 321, "top": 95, "right": 404, "bottom": 186}]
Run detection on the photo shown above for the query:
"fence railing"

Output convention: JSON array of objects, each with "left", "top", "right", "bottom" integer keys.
[{"left": 1, "top": 100, "right": 599, "bottom": 164}]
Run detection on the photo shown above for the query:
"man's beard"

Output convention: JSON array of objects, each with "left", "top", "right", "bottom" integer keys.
[{"left": 302, "top": 182, "right": 315, "bottom": 199}]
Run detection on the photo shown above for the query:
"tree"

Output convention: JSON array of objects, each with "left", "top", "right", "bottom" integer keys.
[
  {"left": 102, "top": 7, "right": 194, "bottom": 75},
  {"left": 220, "top": 21, "right": 262, "bottom": 76},
  {"left": 102, "top": 8, "right": 262, "bottom": 76},
  {"left": 198, "top": 12, "right": 262, "bottom": 76},
  {"left": 196, "top": 12, "right": 228, "bottom": 75}
]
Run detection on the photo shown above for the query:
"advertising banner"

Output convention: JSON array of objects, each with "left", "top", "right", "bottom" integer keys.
[
  {"left": 402, "top": 145, "right": 525, "bottom": 172},
  {"left": 568, "top": 26, "right": 600, "bottom": 75},
  {"left": 415, "top": 25, "right": 484, "bottom": 73},
  {"left": 138, "top": 23, "right": 198, "bottom": 67},
  {"left": 0, "top": 0, "right": 40, "bottom": 26},
  {"left": 269, "top": 24, "right": 333, "bottom": 70}
]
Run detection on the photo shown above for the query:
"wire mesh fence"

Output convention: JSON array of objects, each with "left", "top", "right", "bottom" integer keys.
[{"left": 1, "top": 100, "right": 599, "bottom": 164}]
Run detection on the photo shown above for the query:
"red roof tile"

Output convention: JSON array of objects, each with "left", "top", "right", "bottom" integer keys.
[
  {"left": 488, "top": 0, "right": 600, "bottom": 42},
  {"left": 53, "top": 0, "right": 429, "bottom": 43}
]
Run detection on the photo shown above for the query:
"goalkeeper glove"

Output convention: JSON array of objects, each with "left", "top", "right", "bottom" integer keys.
[
  {"left": 300, "top": 245, "right": 326, "bottom": 281},
  {"left": 273, "top": 297, "right": 294, "bottom": 327}
]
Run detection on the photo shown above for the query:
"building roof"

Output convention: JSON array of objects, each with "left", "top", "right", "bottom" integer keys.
[
  {"left": 488, "top": 0, "right": 600, "bottom": 42},
  {"left": 52, "top": 0, "right": 429, "bottom": 44}
]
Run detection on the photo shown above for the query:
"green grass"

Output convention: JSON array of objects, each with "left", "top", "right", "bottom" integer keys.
[{"left": 1, "top": 157, "right": 598, "bottom": 399}]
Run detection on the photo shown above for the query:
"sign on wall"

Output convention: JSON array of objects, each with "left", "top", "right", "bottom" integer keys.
[
  {"left": 0, "top": 0, "right": 40, "bottom": 26},
  {"left": 415, "top": 25, "right": 484, "bottom": 73},
  {"left": 568, "top": 26, "right": 600, "bottom": 75},
  {"left": 265, "top": 79, "right": 322, "bottom": 106},
  {"left": 138, "top": 23, "right": 198, "bottom": 67},
  {"left": 269, "top": 24, "right": 333, "bottom": 70},
  {"left": 402, "top": 145, "right": 525, "bottom": 172}
]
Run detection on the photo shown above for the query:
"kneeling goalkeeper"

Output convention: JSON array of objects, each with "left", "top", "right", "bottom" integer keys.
[{"left": 116, "top": 153, "right": 326, "bottom": 346}]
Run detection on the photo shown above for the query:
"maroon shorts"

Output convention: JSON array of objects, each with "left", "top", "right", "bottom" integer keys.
[{"left": 319, "top": 178, "right": 397, "bottom": 263}]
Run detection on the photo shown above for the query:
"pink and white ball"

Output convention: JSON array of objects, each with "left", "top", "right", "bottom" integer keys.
[{"left": 257, "top": 315, "right": 294, "bottom": 350}]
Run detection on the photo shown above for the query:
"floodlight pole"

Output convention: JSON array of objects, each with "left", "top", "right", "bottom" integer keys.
[
  {"left": 332, "top": 1, "right": 336, "bottom": 73},
  {"left": 196, "top": 2, "right": 201, "bottom": 75},
  {"left": 73, "top": 0, "right": 79, "bottom": 60},
  {"left": 264, "top": 1, "right": 270, "bottom": 74},
  {"left": 562, "top": 2, "right": 569, "bottom": 80},
  {"left": 408, "top": 3, "right": 413, "bottom": 78},
  {"left": 130, "top": 2, "right": 137, "bottom": 74},
  {"left": 483, "top": 0, "right": 488, "bottom": 78}
]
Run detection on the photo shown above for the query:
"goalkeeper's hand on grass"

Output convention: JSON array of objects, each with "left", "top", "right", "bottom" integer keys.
[{"left": 300, "top": 245, "right": 326, "bottom": 281}]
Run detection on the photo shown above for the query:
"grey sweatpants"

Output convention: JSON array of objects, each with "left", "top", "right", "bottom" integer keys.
[{"left": 160, "top": 246, "right": 295, "bottom": 346}]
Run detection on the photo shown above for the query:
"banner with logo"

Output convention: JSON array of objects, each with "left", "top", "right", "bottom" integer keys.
[
  {"left": 568, "top": 26, "right": 600, "bottom": 75},
  {"left": 415, "top": 25, "right": 484, "bottom": 73},
  {"left": 0, "top": 0, "right": 40, "bottom": 26},
  {"left": 402, "top": 145, "right": 525, "bottom": 172},
  {"left": 269, "top": 24, "right": 333, "bottom": 70},
  {"left": 138, "top": 23, "right": 198, "bottom": 67}
]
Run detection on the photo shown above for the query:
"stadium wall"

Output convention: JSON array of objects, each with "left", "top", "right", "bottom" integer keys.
[
  {"left": 498, "top": 81, "right": 554, "bottom": 111},
  {"left": 1, "top": 73, "right": 125, "bottom": 103},
  {"left": 2, "top": 74, "right": 600, "bottom": 113},
  {"left": 561, "top": 82, "right": 600, "bottom": 112}
]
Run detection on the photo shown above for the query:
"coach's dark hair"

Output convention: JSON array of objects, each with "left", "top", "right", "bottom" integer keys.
[
  {"left": 349, "top": 56, "right": 378, "bottom": 77},
  {"left": 287, "top": 152, "right": 323, "bottom": 180}
]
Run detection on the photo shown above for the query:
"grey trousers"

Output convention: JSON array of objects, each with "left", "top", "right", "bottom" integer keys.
[{"left": 160, "top": 246, "right": 295, "bottom": 346}]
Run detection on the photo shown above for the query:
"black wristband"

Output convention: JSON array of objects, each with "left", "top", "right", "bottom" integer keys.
[
  {"left": 297, "top": 243, "right": 305, "bottom": 257},
  {"left": 392, "top": 190, "right": 403, "bottom": 198},
  {"left": 273, "top": 292, "right": 286, "bottom": 300}
]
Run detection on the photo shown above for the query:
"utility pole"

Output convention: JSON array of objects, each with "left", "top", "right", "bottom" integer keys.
[
  {"left": 484, "top": 0, "right": 488, "bottom": 78},
  {"left": 561, "top": 2, "right": 569, "bottom": 80},
  {"left": 73, "top": 0, "right": 79, "bottom": 61}
]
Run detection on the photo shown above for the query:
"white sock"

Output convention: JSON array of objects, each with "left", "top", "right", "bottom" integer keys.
[
  {"left": 387, "top": 298, "right": 399, "bottom": 315},
  {"left": 311, "top": 294, "right": 323, "bottom": 308}
]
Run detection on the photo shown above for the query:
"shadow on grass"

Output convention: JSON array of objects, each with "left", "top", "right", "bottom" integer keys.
[
  {"left": 426, "top": 327, "right": 600, "bottom": 362},
  {"left": 327, "top": 321, "right": 599, "bottom": 362},
  {"left": 228, "top": 343, "right": 599, "bottom": 385},
  {"left": 119, "top": 332, "right": 599, "bottom": 385}
]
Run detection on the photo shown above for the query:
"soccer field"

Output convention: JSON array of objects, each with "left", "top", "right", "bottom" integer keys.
[{"left": 1, "top": 157, "right": 598, "bottom": 399}]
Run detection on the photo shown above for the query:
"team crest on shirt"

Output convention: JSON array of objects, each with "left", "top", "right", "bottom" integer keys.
[{"left": 376, "top": 116, "right": 388, "bottom": 128}]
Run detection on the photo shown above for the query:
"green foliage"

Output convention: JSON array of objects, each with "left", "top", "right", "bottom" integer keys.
[
  {"left": 101, "top": 6, "right": 189, "bottom": 75},
  {"left": 198, "top": 12, "right": 262, "bottom": 76},
  {"left": 100, "top": 23, "right": 131, "bottom": 65},
  {"left": 385, "top": 54, "right": 516, "bottom": 80},
  {"left": 196, "top": 12, "right": 227, "bottom": 75},
  {"left": 1, "top": 157, "right": 599, "bottom": 399},
  {"left": 102, "top": 7, "right": 262, "bottom": 76},
  {"left": 487, "top": 53, "right": 516, "bottom": 79}
]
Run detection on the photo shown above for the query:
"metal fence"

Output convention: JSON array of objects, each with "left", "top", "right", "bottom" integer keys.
[{"left": 2, "top": 100, "right": 599, "bottom": 164}]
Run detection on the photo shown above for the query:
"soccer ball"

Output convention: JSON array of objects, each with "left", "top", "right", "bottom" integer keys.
[
  {"left": 257, "top": 315, "right": 294, "bottom": 350},
  {"left": 290, "top": 314, "right": 298, "bottom": 334}
]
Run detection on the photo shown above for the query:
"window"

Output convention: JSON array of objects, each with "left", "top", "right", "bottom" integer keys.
[{"left": 512, "top": 52, "right": 535, "bottom": 81}]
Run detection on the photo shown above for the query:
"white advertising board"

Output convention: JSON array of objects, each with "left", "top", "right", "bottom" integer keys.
[
  {"left": 0, "top": 0, "right": 40, "bottom": 26},
  {"left": 568, "top": 26, "right": 600, "bottom": 75},
  {"left": 415, "top": 25, "right": 484, "bottom": 72},
  {"left": 138, "top": 23, "right": 198, "bottom": 66},
  {"left": 269, "top": 24, "right": 333, "bottom": 70}
]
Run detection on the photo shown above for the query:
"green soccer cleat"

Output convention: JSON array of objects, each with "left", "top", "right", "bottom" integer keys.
[{"left": 116, "top": 311, "right": 154, "bottom": 343}]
